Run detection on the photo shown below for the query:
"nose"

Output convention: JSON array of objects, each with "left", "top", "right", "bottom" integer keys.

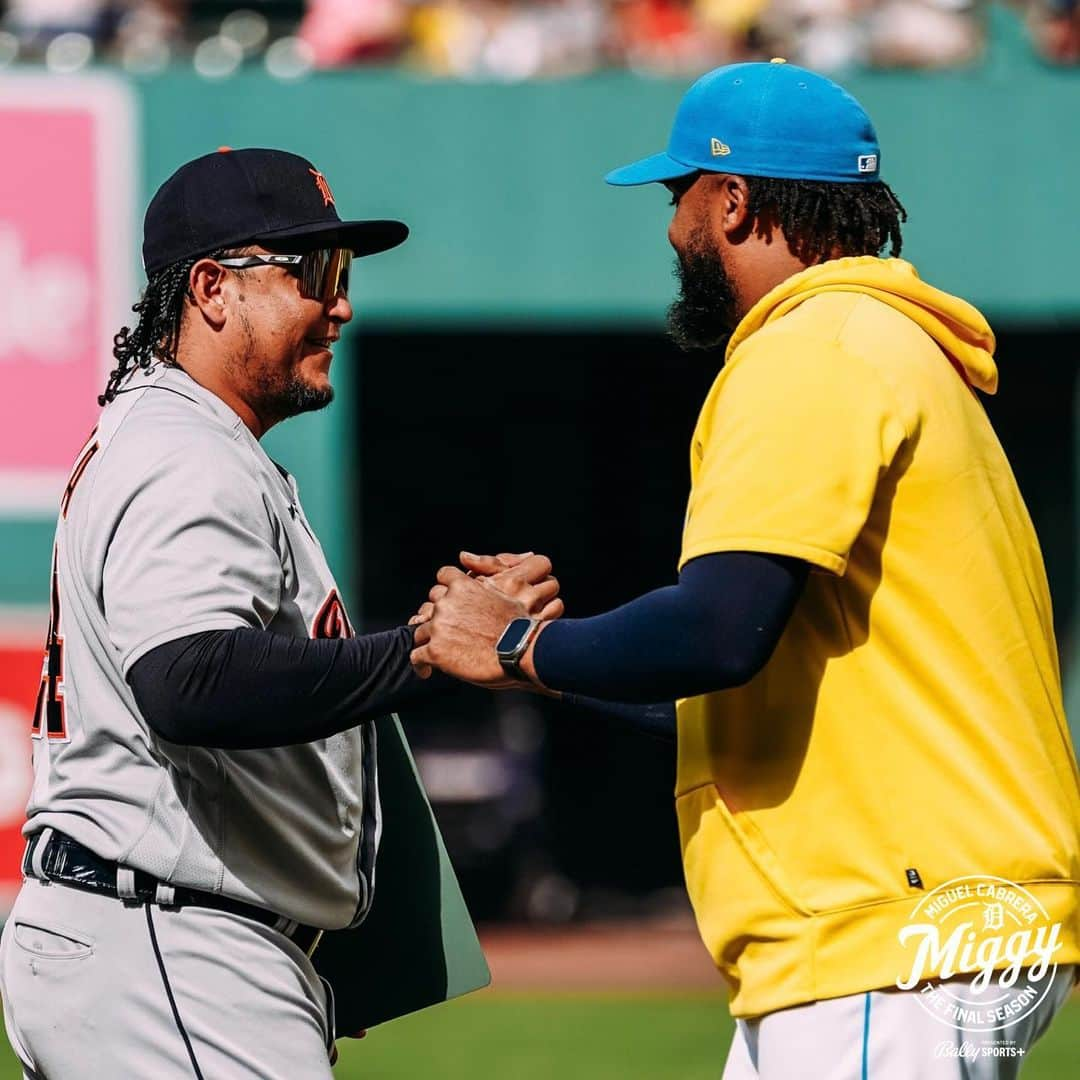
[{"left": 326, "top": 290, "right": 353, "bottom": 325}]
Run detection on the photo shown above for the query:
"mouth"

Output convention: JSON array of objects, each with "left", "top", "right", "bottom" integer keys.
[{"left": 305, "top": 335, "right": 337, "bottom": 350}]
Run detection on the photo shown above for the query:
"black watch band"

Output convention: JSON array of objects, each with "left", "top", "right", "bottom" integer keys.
[{"left": 495, "top": 617, "right": 541, "bottom": 681}]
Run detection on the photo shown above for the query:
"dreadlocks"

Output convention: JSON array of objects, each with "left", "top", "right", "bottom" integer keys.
[
  {"left": 743, "top": 178, "right": 907, "bottom": 266},
  {"left": 99, "top": 248, "right": 230, "bottom": 406}
]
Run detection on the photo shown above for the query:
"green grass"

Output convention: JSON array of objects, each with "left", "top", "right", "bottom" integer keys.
[
  {"left": 2, "top": 992, "right": 1077, "bottom": 1077},
  {"left": 339, "top": 993, "right": 732, "bottom": 1080}
]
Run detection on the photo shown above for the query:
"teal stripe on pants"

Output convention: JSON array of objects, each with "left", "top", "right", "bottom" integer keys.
[{"left": 861, "top": 992, "right": 872, "bottom": 1080}]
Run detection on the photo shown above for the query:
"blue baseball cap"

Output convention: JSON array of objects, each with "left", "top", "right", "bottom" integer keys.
[{"left": 605, "top": 60, "right": 881, "bottom": 187}]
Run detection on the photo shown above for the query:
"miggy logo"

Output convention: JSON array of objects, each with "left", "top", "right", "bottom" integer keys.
[{"left": 896, "top": 876, "right": 1063, "bottom": 1032}]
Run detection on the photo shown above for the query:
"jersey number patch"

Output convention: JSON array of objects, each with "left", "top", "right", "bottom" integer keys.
[
  {"left": 32, "top": 546, "right": 68, "bottom": 741},
  {"left": 33, "top": 435, "right": 97, "bottom": 742}
]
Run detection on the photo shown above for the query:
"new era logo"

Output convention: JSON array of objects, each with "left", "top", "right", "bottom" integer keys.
[
  {"left": 857, "top": 154, "right": 878, "bottom": 174},
  {"left": 710, "top": 138, "right": 731, "bottom": 157}
]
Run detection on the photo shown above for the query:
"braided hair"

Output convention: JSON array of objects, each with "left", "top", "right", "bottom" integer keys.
[
  {"left": 99, "top": 247, "right": 230, "bottom": 406},
  {"left": 743, "top": 177, "right": 907, "bottom": 266}
]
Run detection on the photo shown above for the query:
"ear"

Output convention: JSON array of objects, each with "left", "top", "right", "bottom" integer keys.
[
  {"left": 188, "top": 258, "right": 229, "bottom": 330},
  {"left": 706, "top": 174, "right": 752, "bottom": 237}
]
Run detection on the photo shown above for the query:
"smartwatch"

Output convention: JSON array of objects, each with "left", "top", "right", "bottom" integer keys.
[{"left": 495, "top": 617, "right": 542, "bottom": 681}]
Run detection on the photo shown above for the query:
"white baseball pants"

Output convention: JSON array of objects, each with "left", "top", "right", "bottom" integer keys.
[{"left": 722, "top": 967, "right": 1076, "bottom": 1080}]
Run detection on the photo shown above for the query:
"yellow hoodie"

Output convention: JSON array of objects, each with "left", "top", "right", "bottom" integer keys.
[{"left": 676, "top": 256, "right": 1080, "bottom": 1018}]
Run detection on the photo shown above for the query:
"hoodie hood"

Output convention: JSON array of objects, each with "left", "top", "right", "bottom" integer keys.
[{"left": 726, "top": 256, "right": 998, "bottom": 394}]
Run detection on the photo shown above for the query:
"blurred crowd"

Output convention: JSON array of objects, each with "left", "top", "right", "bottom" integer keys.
[{"left": 0, "top": 0, "right": 1077, "bottom": 78}]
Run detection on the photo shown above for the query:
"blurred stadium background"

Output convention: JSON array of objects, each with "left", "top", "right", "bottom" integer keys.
[{"left": 0, "top": 0, "right": 1078, "bottom": 1075}]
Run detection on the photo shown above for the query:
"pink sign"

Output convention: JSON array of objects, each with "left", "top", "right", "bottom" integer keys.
[{"left": 0, "top": 76, "right": 134, "bottom": 512}]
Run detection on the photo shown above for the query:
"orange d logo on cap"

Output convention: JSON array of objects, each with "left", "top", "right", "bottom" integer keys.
[{"left": 309, "top": 168, "right": 335, "bottom": 208}]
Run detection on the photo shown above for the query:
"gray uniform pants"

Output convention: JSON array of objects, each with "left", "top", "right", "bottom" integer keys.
[{"left": 1, "top": 877, "right": 336, "bottom": 1079}]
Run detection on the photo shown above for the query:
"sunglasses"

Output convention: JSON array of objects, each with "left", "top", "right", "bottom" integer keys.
[{"left": 216, "top": 247, "right": 352, "bottom": 303}]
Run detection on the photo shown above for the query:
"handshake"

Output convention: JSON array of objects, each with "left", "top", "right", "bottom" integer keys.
[{"left": 408, "top": 551, "right": 562, "bottom": 690}]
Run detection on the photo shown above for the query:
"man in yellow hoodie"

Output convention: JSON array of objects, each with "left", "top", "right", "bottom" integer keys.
[{"left": 411, "top": 61, "right": 1080, "bottom": 1076}]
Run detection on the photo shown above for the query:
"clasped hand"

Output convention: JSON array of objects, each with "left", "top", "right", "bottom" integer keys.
[{"left": 409, "top": 551, "right": 561, "bottom": 687}]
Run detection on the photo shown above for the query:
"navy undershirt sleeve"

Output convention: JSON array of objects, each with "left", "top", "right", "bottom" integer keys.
[
  {"left": 128, "top": 625, "right": 452, "bottom": 749},
  {"left": 535, "top": 551, "right": 807, "bottom": 704},
  {"left": 131, "top": 553, "right": 806, "bottom": 748}
]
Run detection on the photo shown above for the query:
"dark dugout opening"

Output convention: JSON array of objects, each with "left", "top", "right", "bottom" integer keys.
[{"left": 355, "top": 327, "right": 1077, "bottom": 919}]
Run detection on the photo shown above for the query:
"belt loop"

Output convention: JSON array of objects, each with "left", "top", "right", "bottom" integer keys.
[
  {"left": 29, "top": 827, "right": 54, "bottom": 882},
  {"left": 116, "top": 867, "right": 138, "bottom": 902},
  {"left": 154, "top": 882, "right": 176, "bottom": 907}
]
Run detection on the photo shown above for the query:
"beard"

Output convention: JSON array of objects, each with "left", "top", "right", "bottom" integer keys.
[
  {"left": 236, "top": 311, "right": 335, "bottom": 424},
  {"left": 254, "top": 372, "right": 334, "bottom": 422},
  {"left": 667, "top": 231, "right": 739, "bottom": 352}
]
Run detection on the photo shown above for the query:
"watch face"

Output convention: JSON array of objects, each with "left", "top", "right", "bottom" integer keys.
[{"left": 496, "top": 617, "right": 535, "bottom": 656}]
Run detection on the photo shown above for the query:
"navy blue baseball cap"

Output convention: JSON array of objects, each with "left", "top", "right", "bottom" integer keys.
[
  {"left": 142, "top": 147, "right": 408, "bottom": 275},
  {"left": 605, "top": 60, "right": 881, "bottom": 187}
]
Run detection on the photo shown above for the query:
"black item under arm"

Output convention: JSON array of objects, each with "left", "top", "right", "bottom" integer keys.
[
  {"left": 533, "top": 551, "right": 807, "bottom": 703},
  {"left": 562, "top": 694, "right": 678, "bottom": 741},
  {"left": 128, "top": 625, "right": 451, "bottom": 749}
]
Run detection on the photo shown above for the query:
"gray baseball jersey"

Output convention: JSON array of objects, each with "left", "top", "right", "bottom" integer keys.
[{"left": 26, "top": 365, "right": 379, "bottom": 931}]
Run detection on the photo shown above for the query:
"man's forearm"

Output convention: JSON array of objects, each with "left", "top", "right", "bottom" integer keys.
[
  {"left": 531, "top": 552, "right": 807, "bottom": 702},
  {"left": 129, "top": 625, "right": 452, "bottom": 749}
]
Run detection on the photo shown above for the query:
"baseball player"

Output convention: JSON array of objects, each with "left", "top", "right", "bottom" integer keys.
[
  {"left": 0, "top": 148, "right": 558, "bottom": 1078},
  {"left": 411, "top": 63, "right": 1080, "bottom": 1076}
]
